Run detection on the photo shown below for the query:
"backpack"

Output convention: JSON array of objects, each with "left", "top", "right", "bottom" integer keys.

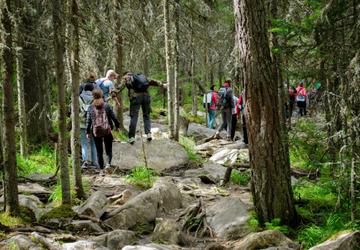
[
  {"left": 92, "top": 105, "right": 111, "bottom": 137},
  {"left": 131, "top": 73, "right": 149, "bottom": 93},
  {"left": 79, "top": 96, "right": 91, "bottom": 123},
  {"left": 216, "top": 87, "right": 233, "bottom": 109},
  {"left": 203, "top": 92, "right": 214, "bottom": 109}
]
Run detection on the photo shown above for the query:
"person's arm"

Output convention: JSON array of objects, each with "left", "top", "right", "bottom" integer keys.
[
  {"left": 86, "top": 106, "right": 92, "bottom": 136},
  {"left": 107, "top": 105, "right": 120, "bottom": 129}
]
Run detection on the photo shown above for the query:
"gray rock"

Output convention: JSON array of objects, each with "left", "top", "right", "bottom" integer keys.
[
  {"left": 111, "top": 139, "right": 189, "bottom": 172},
  {"left": 77, "top": 191, "right": 108, "bottom": 219},
  {"left": 0, "top": 195, "right": 44, "bottom": 220},
  {"left": 92, "top": 230, "right": 136, "bottom": 250},
  {"left": 25, "top": 173, "right": 55, "bottom": 183},
  {"left": 103, "top": 179, "right": 182, "bottom": 230},
  {"left": 122, "top": 244, "right": 180, "bottom": 250},
  {"left": 184, "top": 163, "right": 226, "bottom": 184},
  {"left": 71, "top": 220, "right": 104, "bottom": 233},
  {"left": 187, "top": 123, "right": 217, "bottom": 141},
  {"left": 152, "top": 218, "right": 182, "bottom": 244},
  {"left": 230, "top": 230, "right": 300, "bottom": 250},
  {"left": 7, "top": 235, "right": 41, "bottom": 250},
  {"left": 18, "top": 182, "right": 51, "bottom": 202},
  {"left": 206, "top": 197, "right": 250, "bottom": 239},
  {"left": 62, "top": 240, "right": 109, "bottom": 250},
  {"left": 309, "top": 231, "right": 360, "bottom": 250}
]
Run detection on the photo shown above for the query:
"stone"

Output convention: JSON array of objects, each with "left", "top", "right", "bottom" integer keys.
[
  {"left": 7, "top": 235, "right": 41, "bottom": 250},
  {"left": 206, "top": 197, "right": 250, "bottom": 239},
  {"left": 309, "top": 231, "right": 360, "bottom": 250},
  {"left": 111, "top": 139, "right": 189, "bottom": 173},
  {"left": 92, "top": 230, "right": 136, "bottom": 250},
  {"left": 25, "top": 173, "right": 56, "bottom": 184},
  {"left": 152, "top": 218, "right": 182, "bottom": 244},
  {"left": 0, "top": 195, "right": 44, "bottom": 220},
  {"left": 71, "top": 220, "right": 104, "bottom": 233},
  {"left": 103, "top": 179, "right": 182, "bottom": 230},
  {"left": 196, "top": 140, "right": 247, "bottom": 157},
  {"left": 62, "top": 240, "right": 109, "bottom": 250},
  {"left": 77, "top": 191, "right": 108, "bottom": 219},
  {"left": 122, "top": 244, "right": 181, "bottom": 250},
  {"left": 209, "top": 148, "right": 239, "bottom": 165},
  {"left": 109, "top": 189, "right": 133, "bottom": 205},
  {"left": 187, "top": 123, "right": 217, "bottom": 141},
  {"left": 18, "top": 182, "right": 51, "bottom": 202},
  {"left": 184, "top": 163, "right": 226, "bottom": 184},
  {"left": 230, "top": 230, "right": 300, "bottom": 250}
]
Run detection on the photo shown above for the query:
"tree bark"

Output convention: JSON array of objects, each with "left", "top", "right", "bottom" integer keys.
[
  {"left": 70, "top": 0, "right": 85, "bottom": 200},
  {"left": 234, "top": 0, "right": 297, "bottom": 226},
  {"left": 173, "top": 0, "right": 180, "bottom": 141},
  {"left": 53, "top": 0, "right": 71, "bottom": 205},
  {"left": 190, "top": 21, "right": 197, "bottom": 116},
  {"left": 1, "top": 0, "right": 20, "bottom": 215}
]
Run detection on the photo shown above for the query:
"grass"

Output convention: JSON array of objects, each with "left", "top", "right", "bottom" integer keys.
[
  {"left": 179, "top": 136, "right": 203, "bottom": 164},
  {"left": 125, "top": 166, "right": 158, "bottom": 189},
  {"left": 113, "top": 130, "right": 128, "bottom": 142},
  {"left": 0, "top": 212, "right": 24, "bottom": 227},
  {"left": 230, "top": 170, "right": 250, "bottom": 186}
]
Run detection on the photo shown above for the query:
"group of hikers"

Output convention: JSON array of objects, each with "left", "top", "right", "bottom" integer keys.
[
  {"left": 79, "top": 69, "right": 165, "bottom": 173},
  {"left": 202, "top": 80, "right": 248, "bottom": 144}
]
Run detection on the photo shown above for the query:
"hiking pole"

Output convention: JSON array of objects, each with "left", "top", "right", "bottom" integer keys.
[{"left": 139, "top": 114, "right": 151, "bottom": 185}]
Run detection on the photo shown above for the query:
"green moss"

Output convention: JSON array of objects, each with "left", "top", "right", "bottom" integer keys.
[
  {"left": 39, "top": 205, "right": 75, "bottom": 222},
  {"left": 0, "top": 212, "right": 24, "bottom": 227}
]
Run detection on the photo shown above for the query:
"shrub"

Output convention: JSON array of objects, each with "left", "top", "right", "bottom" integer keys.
[
  {"left": 230, "top": 170, "right": 250, "bottom": 186},
  {"left": 125, "top": 166, "right": 158, "bottom": 189}
]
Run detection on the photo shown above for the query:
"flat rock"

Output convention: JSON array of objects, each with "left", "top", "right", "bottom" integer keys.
[
  {"left": 206, "top": 197, "right": 250, "bottom": 239},
  {"left": 92, "top": 230, "right": 136, "bottom": 250},
  {"left": 309, "top": 231, "right": 360, "bottom": 250},
  {"left": 6, "top": 235, "right": 41, "bottom": 250},
  {"left": 184, "top": 163, "right": 226, "bottom": 184},
  {"left": 122, "top": 244, "right": 181, "bottom": 250},
  {"left": 152, "top": 218, "right": 182, "bottom": 245},
  {"left": 71, "top": 220, "right": 104, "bottom": 233},
  {"left": 111, "top": 139, "right": 189, "bottom": 172},
  {"left": 62, "top": 240, "right": 109, "bottom": 250},
  {"left": 25, "top": 173, "right": 56, "bottom": 184},
  {"left": 103, "top": 179, "right": 182, "bottom": 230},
  {"left": 209, "top": 148, "right": 249, "bottom": 165},
  {"left": 187, "top": 123, "right": 217, "bottom": 141},
  {"left": 77, "top": 191, "right": 108, "bottom": 219}
]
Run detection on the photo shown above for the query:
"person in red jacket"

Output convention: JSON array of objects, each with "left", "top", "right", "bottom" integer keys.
[
  {"left": 296, "top": 81, "right": 307, "bottom": 116},
  {"left": 203, "top": 84, "right": 217, "bottom": 129}
]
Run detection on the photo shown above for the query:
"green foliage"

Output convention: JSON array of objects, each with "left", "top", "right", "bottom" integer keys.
[
  {"left": 113, "top": 130, "right": 128, "bottom": 142},
  {"left": 265, "top": 218, "right": 290, "bottom": 234},
  {"left": 0, "top": 212, "right": 24, "bottom": 227},
  {"left": 39, "top": 205, "right": 75, "bottom": 222},
  {"left": 230, "top": 170, "right": 250, "bottom": 186},
  {"left": 179, "top": 136, "right": 203, "bottom": 164},
  {"left": 17, "top": 145, "right": 56, "bottom": 176},
  {"left": 125, "top": 166, "right": 158, "bottom": 189},
  {"left": 48, "top": 177, "right": 90, "bottom": 204}
]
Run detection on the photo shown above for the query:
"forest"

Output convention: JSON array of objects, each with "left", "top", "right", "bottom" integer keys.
[{"left": 0, "top": 0, "right": 359, "bottom": 249}]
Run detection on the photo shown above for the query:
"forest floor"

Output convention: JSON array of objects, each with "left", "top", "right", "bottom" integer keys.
[{"left": 0, "top": 111, "right": 358, "bottom": 250}]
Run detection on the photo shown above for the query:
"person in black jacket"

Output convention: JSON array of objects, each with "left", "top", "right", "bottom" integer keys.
[{"left": 86, "top": 89, "right": 120, "bottom": 171}]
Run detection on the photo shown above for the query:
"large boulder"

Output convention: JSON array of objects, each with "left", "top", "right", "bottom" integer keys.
[
  {"left": 103, "top": 179, "right": 182, "bottom": 230},
  {"left": 62, "top": 240, "right": 109, "bottom": 250},
  {"left": 111, "top": 139, "right": 189, "bottom": 173},
  {"left": 184, "top": 163, "right": 226, "bottom": 184},
  {"left": 0, "top": 195, "right": 43, "bottom": 220},
  {"left": 92, "top": 230, "right": 136, "bottom": 250},
  {"left": 309, "top": 231, "right": 360, "bottom": 250},
  {"left": 230, "top": 230, "right": 300, "bottom": 250},
  {"left": 18, "top": 182, "right": 51, "bottom": 202},
  {"left": 187, "top": 123, "right": 217, "bottom": 141},
  {"left": 76, "top": 191, "right": 108, "bottom": 219},
  {"left": 152, "top": 218, "right": 182, "bottom": 245},
  {"left": 206, "top": 197, "right": 250, "bottom": 239}
]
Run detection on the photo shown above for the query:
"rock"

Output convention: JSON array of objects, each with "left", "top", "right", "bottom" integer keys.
[
  {"left": 209, "top": 148, "right": 249, "bottom": 166},
  {"left": 261, "top": 247, "right": 295, "bottom": 250},
  {"left": 0, "top": 195, "right": 43, "bottom": 220},
  {"left": 62, "top": 240, "right": 109, "bottom": 250},
  {"left": 152, "top": 218, "right": 182, "bottom": 244},
  {"left": 109, "top": 190, "right": 133, "bottom": 205},
  {"left": 7, "top": 235, "right": 41, "bottom": 250},
  {"left": 122, "top": 244, "right": 181, "bottom": 250},
  {"left": 187, "top": 123, "right": 217, "bottom": 141},
  {"left": 309, "top": 231, "right": 360, "bottom": 250},
  {"left": 70, "top": 220, "right": 104, "bottom": 233},
  {"left": 25, "top": 173, "right": 56, "bottom": 185},
  {"left": 77, "top": 191, "right": 108, "bottom": 219},
  {"left": 184, "top": 163, "right": 226, "bottom": 184},
  {"left": 230, "top": 230, "right": 300, "bottom": 250},
  {"left": 205, "top": 242, "right": 228, "bottom": 250},
  {"left": 196, "top": 140, "right": 247, "bottom": 157},
  {"left": 206, "top": 197, "right": 250, "bottom": 239},
  {"left": 92, "top": 230, "right": 136, "bottom": 250},
  {"left": 18, "top": 182, "right": 51, "bottom": 202},
  {"left": 103, "top": 179, "right": 182, "bottom": 230},
  {"left": 111, "top": 139, "right": 189, "bottom": 173}
]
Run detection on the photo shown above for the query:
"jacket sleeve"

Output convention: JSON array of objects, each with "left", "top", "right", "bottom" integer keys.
[
  {"left": 107, "top": 105, "right": 120, "bottom": 129},
  {"left": 149, "top": 79, "right": 162, "bottom": 87},
  {"left": 86, "top": 105, "right": 92, "bottom": 134}
]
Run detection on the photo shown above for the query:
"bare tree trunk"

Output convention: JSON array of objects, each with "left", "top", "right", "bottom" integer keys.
[
  {"left": 163, "top": 0, "right": 175, "bottom": 138},
  {"left": 53, "top": 0, "right": 71, "bottom": 205},
  {"left": 70, "top": 0, "right": 85, "bottom": 200},
  {"left": 190, "top": 22, "right": 197, "bottom": 116},
  {"left": 1, "top": 0, "right": 20, "bottom": 215},
  {"left": 234, "top": 0, "right": 297, "bottom": 226},
  {"left": 173, "top": 0, "right": 180, "bottom": 141}
]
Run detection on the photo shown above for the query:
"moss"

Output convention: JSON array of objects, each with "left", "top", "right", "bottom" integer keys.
[
  {"left": 130, "top": 222, "right": 154, "bottom": 235},
  {"left": 0, "top": 212, "right": 24, "bottom": 227},
  {"left": 39, "top": 205, "right": 75, "bottom": 222}
]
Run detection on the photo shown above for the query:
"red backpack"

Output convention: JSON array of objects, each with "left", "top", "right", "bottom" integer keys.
[{"left": 92, "top": 105, "right": 111, "bottom": 137}]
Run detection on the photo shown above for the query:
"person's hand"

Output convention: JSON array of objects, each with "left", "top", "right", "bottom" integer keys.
[
  {"left": 86, "top": 134, "right": 90, "bottom": 140},
  {"left": 162, "top": 83, "right": 168, "bottom": 89}
]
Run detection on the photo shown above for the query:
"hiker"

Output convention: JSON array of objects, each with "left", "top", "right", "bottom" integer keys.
[
  {"left": 79, "top": 82, "right": 98, "bottom": 168},
  {"left": 288, "top": 85, "right": 296, "bottom": 118},
  {"left": 79, "top": 72, "right": 97, "bottom": 95},
  {"left": 96, "top": 69, "right": 121, "bottom": 106},
  {"left": 121, "top": 72, "right": 166, "bottom": 144},
  {"left": 86, "top": 89, "right": 120, "bottom": 172},
  {"left": 230, "top": 94, "right": 239, "bottom": 141},
  {"left": 202, "top": 84, "right": 217, "bottom": 129},
  {"left": 296, "top": 81, "right": 307, "bottom": 116},
  {"left": 214, "top": 80, "right": 234, "bottom": 140},
  {"left": 236, "top": 91, "right": 248, "bottom": 144}
]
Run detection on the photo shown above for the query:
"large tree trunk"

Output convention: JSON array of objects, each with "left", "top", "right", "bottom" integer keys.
[
  {"left": 70, "top": 0, "right": 85, "bottom": 200},
  {"left": 53, "top": 0, "right": 71, "bottom": 205},
  {"left": 163, "top": 0, "right": 175, "bottom": 138},
  {"left": 1, "top": 0, "right": 20, "bottom": 215},
  {"left": 173, "top": 0, "right": 180, "bottom": 141},
  {"left": 190, "top": 23, "right": 197, "bottom": 116},
  {"left": 234, "top": 0, "right": 297, "bottom": 226}
]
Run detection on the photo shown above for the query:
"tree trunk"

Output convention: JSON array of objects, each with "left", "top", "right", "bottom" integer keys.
[
  {"left": 234, "top": 0, "right": 297, "bottom": 226},
  {"left": 190, "top": 22, "right": 197, "bottom": 116},
  {"left": 173, "top": 0, "right": 180, "bottom": 141},
  {"left": 163, "top": 0, "right": 175, "bottom": 138},
  {"left": 1, "top": 0, "right": 20, "bottom": 215},
  {"left": 53, "top": 0, "right": 71, "bottom": 205},
  {"left": 70, "top": 0, "right": 85, "bottom": 200}
]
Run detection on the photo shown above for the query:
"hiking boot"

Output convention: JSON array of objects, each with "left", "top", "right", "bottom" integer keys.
[
  {"left": 99, "top": 170, "right": 105, "bottom": 177},
  {"left": 146, "top": 133, "right": 152, "bottom": 142},
  {"left": 81, "top": 161, "right": 89, "bottom": 169},
  {"left": 128, "top": 137, "right": 135, "bottom": 145}
]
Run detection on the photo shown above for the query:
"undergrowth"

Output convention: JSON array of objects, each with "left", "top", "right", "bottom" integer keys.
[
  {"left": 179, "top": 136, "right": 203, "bottom": 164},
  {"left": 125, "top": 166, "right": 158, "bottom": 189},
  {"left": 230, "top": 170, "right": 250, "bottom": 186}
]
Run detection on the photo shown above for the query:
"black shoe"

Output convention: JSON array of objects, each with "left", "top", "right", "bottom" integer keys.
[{"left": 146, "top": 133, "right": 152, "bottom": 142}]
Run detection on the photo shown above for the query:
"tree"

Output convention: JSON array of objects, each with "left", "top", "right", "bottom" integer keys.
[
  {"left": 234, "top": 0, "right": 297, "bottom": 226},
  {"left": 53, "top": 0, "right": 71, "bottom": 205},
  {"left": 1, "top": 0, "right": 20, "bottom": 215}
]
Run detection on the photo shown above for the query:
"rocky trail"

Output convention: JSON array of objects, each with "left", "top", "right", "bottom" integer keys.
[{"left": 0, "top": 119, "right": 356, "bottom": 250}]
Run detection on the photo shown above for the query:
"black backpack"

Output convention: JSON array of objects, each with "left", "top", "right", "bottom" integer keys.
[{"left": 132, "top": 73, "right": 149, "bottom": 93}]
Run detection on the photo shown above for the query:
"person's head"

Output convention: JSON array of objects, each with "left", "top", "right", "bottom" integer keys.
[
  {"left": 92, "top": 89, "right": 104, "bottom": 107},
  {"left": 84, "top": 82, "right": 94, "bottom": 92},
  {"left": 210, "top": 84, "right": 215, "bottom": 91},
  {"left": 88, "top": 72, "right": 96, "bottom": 82},
  {"left": 106, "top": 69, "right": 118, "bottom": 81}
]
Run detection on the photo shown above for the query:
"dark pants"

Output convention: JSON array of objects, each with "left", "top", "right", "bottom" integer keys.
[
  {"left": 297, "top": 101, "right": 307, "bottom": 116},
  {"left": 129, "top": 94, "right": 151, "bottom": 138},
  {"left": 94, "top": 133, "right": 113, "bottom": 169},
  {"left": 242, "top": 115, "right": 248, "bottom": 144},
  {"left": 217, "top": 108, "right": 232, "bottom": 137},
  {"left": 231, "top": 114, "right": 237, "bottom": 140}
]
